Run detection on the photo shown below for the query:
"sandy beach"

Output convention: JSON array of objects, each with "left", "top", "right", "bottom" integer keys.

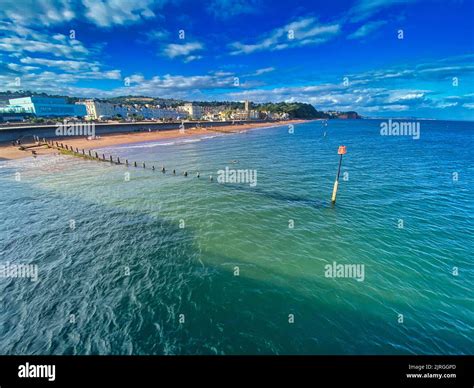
[{"left": 0, "top": 120, "right": 307, "bottom": 161}]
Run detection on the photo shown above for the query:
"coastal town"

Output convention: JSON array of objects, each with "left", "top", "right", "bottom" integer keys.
[
  {"left": 0, "top": 96, "right": 282, "bottom": 122},
  {"left": 0, "top": 91, "right": 361, "bottom": 161},
  {"left": 0, "top": 93, "right": 360, "bottom": 125}
]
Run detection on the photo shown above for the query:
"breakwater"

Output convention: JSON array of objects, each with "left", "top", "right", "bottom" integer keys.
[{"left": 47, "top": 138, "right": 209, "bottom": 180}]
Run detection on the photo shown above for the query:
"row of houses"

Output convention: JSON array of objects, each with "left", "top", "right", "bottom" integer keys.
[
  {"left": 0, "top": 96, "right": 288, "bottom": 122},
  {"left": 202, "top": 108, "right": 288, "bottom": 121},
  {"left": 199, "top": 100, "right": 289, "bottom": 121},
  {"left": 0, "top": 97, "right": 201, "bottom": 122},
  {"left": 79, "top": 99, "right": 186, "bottom": 121}
]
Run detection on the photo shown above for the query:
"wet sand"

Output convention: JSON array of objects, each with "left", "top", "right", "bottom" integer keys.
[{"left": 0, "top": 120, "right": 307, "bottom": 161}]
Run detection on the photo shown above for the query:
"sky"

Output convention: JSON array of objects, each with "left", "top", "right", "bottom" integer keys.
[{"left": 0, "top": 0, "right": 473, "bottom": 119}]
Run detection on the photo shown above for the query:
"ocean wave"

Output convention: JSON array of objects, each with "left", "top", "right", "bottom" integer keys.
[{"left": 101, "top": 135, "right": 222, "bottom": 151}]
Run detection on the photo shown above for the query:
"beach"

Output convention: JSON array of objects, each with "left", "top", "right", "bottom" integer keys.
[{"left": 0, "top": 120, "right": 306, "bottom": 161}]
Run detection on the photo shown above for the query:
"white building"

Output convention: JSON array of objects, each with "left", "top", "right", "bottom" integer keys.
[
  {"left": 179, "top": 103, "right": 203, "bottom": 119},
  {"left": 78, "top": 100, "right": 117, "bottom": 120},
  {"left": 78, "top": 100, "right": 183, "bottom": 121},
  {"left": 129, "top": 106, "right": 181, "bottom": 120},
  {"left": 157, "top": 108, "right": 182, "bottom": 120},
  {"left": 114, "top": 105, "right": 129, "bottom": 119},
  {"left": 138, "top": 106, "right": 181, "bottom": 120}
]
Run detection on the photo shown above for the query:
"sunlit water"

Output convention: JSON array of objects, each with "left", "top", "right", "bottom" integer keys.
[{"left": 0, "top": 119, "right": 472, "bottom": 355}]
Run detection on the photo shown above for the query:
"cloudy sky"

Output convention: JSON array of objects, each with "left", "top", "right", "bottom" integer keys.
[{"left": 0, "top": 0, "right": 473, "bottom": 119}]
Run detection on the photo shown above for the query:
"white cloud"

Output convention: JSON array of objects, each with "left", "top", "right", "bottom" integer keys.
[
  {"left": 229, "top": 17, "right": 340, "bottom": 55},
  {"left": 145, "top": 29, "right": 170, "bottom": 41},
  {"left": 348, "top": 20, "right": 387, "bottom": 39},
  {"left": 183, "top": 55, "right": 203, "bottom": 63},
  {"left": 346, "top": 57, "right": 474, "bottom": 84},
  {"left": 0, "top": 23, "right": 89, "bottom": 59},
  {"left": 347, "top": 0, "right": 421, "bottom": 22},
  {"left": 0, "top": 0, "right": 75, "bottom": 26},
  {"left": 363, "top": 104, "right": 410, "bottom": 112},
  {"left": 226, "top": 84, "right": 419, "bottom": 114},
  {"left": 0, "top": 22, "right": 121, "bottom": 88},
  {"left": 0, "top": 0, "right": 168, "bottom": 28},
  {"left": 386, "top": 90, "right": 426, "bottom": 103},
  {"left": 0, "top": 61, "right": 471, "bottom": 119},
  {"left": 435, "top": 102, "right": 458, "bottom": 108},
  {"left": 19, "top": 56, "right": 101, "bottom": 72},
  {"left": 253, "top": 67, "right": 275, "bottom": 76},
  {"left": 82, "top": 0, "right": 165, "bottom": 27},
  {"left": 0, "top": 70, "right": 241, "bottom": 99},
  {"left": 162, "top": 42, "right": 204, "bottom": 62},
  {"left": 6, "top": 63, "right": 39, "bottom": 72}
]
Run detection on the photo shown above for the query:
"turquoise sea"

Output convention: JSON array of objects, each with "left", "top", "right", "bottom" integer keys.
[{"left": 0, "top": 119, "right": 472, "bottom": 355}]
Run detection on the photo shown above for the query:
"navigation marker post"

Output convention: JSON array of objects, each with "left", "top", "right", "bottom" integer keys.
[{"left": 331, "top": 145, "right": 347, "bottom": 204}]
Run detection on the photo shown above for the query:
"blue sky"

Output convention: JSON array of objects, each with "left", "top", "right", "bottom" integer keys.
[{"left": 0, "top": 0, "right": 473, "bottom": 119}]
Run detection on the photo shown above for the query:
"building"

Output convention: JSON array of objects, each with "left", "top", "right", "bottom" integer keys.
[
  {"left": 248, "top": 110, "right": 260, "bottom": 120},
  {"left": 229, "top": 111, "right": 249, "bottom": 120},
  {"left": 228, "top": 108, "right": 260, "bottom": 121},
  {"left": 179, "top": 103, "right": 203, "bottom": 119},
  {"left": 78, "top": 99, "right": 117, "bottom": 120},
  {"left": 0, "top": 103, "right": 33, "bottom": 121},
  {"left": 113, "top": 105, "right": 129, "bottom": 119},
  {"left": 154, "top": 108, "right": 182, "bottom": 120},
  {"left": 77, "top": 100, "right": 184, "bottom": 121},
  {"left": 261, "top": 111, "right": 289, "bottom": 120},
  {"left": 0, "top": 100, "right": 35, "bottom": 121},
  {"left": 203, "top": 112, "right": 221, "bottom": 121},
  {"left": 136, "top": 106, "right": 182, "bottom": 120},
  {"left": 8, "top": 97, "right": 86, "bottom": 117}
]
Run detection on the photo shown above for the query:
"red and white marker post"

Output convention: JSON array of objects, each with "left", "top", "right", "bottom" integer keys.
[{"left": 331, "top": 145, "right": 347, "bottom": 204}]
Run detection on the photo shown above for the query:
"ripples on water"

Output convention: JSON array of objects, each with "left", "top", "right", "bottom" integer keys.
[{"left": 0, "top": 120, "right": 473, "bottom": 354}]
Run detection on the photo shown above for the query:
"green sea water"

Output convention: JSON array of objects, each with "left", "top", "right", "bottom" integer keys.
[{"left": 0, "top": 119, "right": 472, "bottom": 354}]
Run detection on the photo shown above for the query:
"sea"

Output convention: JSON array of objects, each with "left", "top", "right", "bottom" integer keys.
[{"left": 0, "top": 119, "right": 472, "bottom": 355}]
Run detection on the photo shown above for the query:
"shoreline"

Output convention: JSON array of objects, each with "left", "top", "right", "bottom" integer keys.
[{"left": 0, "top": 120, "right": 308, "bottom": 161}]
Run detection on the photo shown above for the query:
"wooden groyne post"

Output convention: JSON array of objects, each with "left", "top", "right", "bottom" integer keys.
[{"left": 48, "top": 141, "right": 206, "bottom": 183}]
